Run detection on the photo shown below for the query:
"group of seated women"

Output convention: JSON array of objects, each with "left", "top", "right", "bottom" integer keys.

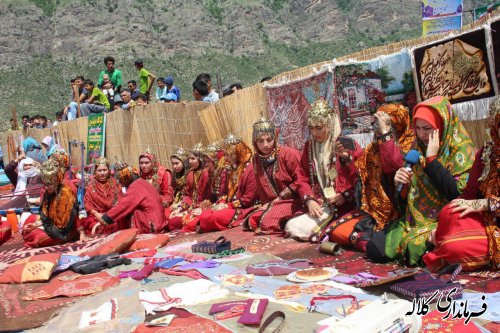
[{"left": 11, "top": 95, "right": 499, "bottom": 273}]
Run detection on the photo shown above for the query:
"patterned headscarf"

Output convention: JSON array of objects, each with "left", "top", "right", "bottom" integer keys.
[
  {"left": 224, "top": 134, "right": 253, "bottom": 200},
  {"left": 356, "top": 103, "right": 416, "bottom": 230},
  {"left": 385, "top": 96, "right": 476, "bottom": 265},
  {"left": 50, "top": 149, "right": 70, "bottom": 170},
  {"left": 23, "top": 137, "right": 47, "bottom": 164},
  {"left": 189, "top": 143, "right": 205, "bottom": 168},
  {"left": 170, "top": 147, "right": 189, "bottom": 181},
  {"left": 139, "top": 149, "right": 159, "bottom": 178},
  {"left": 114, "top": 161, "right": 137, "bottom": 187}
]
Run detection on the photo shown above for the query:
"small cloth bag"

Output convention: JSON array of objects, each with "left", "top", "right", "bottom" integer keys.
[
  {"left": 389, "top": 264, "right": 463, "bottom": 302},
  {"left": 191, "top": 236, "right": 231, "bottom": 254}
]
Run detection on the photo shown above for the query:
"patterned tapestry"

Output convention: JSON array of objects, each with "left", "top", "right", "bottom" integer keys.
[
  {"left": 491, "top": 19, "right": 500, "bottom": 91},
  {"left": 333, "top": 50, "right": 416, "bottom": 136},
  {"left": 265, "top": 69, "right": 334, "bottom": 150},
  {"left": 413, "top": 28, "right": 496, "bottom": 104}
]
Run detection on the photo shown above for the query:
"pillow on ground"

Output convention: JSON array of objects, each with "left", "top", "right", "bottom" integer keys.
[
  {"left": 0, "top": 253, "right": 61, "bottom": 283},
  {"left": 82, "top": 229, "right": 138, "bottom": 256},
  {"left": 128, "top": 233, "right": 170, "bottom": 251},
  {"left": 0, "top": 220, "right": 12, "bottom": 246}
]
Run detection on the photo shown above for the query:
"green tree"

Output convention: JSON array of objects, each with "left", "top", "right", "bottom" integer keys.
[
  {"left": 401, "top": 70, "right": 414, "bottom": 91},
  {"left": 375, "top": 66, "right": 395, "bottom": 89}
]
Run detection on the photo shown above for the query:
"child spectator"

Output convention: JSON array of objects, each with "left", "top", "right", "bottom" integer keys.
[
  {"left": 155, "top": 78, "right": 168, "bottom": 102},
  {"left": 164, "top": 76, "right": 181, "bottom": 102},
  {"left": 134, "top": 59, "right": 156, "bottom": 100},
  {"left": 192, "top": 80, "right": 212, "bottom": 103},
  {"left": 98, "top": 56, "right": 123, "bottom": 93}
]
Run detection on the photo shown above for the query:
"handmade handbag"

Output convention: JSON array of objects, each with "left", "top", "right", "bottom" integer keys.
[
  {"left": 191, "top": 236, "right": 231, "bottom": 254},
  {"left": 389, "top": 264, "right": 463, "bottom": 302}
]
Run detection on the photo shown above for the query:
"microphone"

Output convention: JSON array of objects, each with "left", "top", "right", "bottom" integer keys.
[{"left": 396, "top": 150, "right": 421, "bottom": 194}]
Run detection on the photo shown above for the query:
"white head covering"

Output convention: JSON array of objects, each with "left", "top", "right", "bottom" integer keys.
[{"left": 14, "top": 158, "right": 40, "bottom": 197}]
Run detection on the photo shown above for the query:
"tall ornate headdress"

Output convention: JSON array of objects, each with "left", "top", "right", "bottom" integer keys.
[
  {"left": 224, "top": 133, "right": 242, "bottom": 146},
  {"left": 94, "top": 156, "right": 109, "bottom": 168},
  {"left": 50, "top": 149, "right": 70, "bottom": 169},
  {"left": 190, "top": 142, "right": 205, "bottom": 160},
  {"left": 171, "top": 147, "right": 188, "bottom": 161},
  {"left": 307, "top": 99, "right": 333, "bottom": 126},
  {"left": 40, "top": 159, "right": 64, "bottom": 186},
  {"left": 204, "top": 142, "right": 220, "bottom": 161},
  {"left": 139, "top": 147, "right": 159, "bottom": 175},
  {"left": 252, "top": 115, "right": 275, "bottom": 141}
]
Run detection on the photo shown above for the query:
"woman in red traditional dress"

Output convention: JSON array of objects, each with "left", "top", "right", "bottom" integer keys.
[
  {"left": 22, "top": 159, "right": 79, "bottom": 247},
  {"left": 198, "top": 134, "right": 256, "bottom": 232},
  {"left": 139, "top": 149, "right": 175, "bottom": 219},
  {"left": 284, "top": 100, "right": 363, "bottom": 242},
  {"left": 49, "top": 149, "right": 78, "bottom": 194},
  {"left": 242, "top": 116, "right": 322, "bottom": 234},
  {"left": 77, "top": 157, "right": 124, "bottom": 240},
  {"left": 423, "top": 97, "right": 500, "bottom": 272},
  {"left": 96, "top": 161, "right": 167, "bottom": 234},
  {"left": 203, "top": 142, "right": 228, "bottom": 203},
  {"left": 167, "top": 143, "right": 211, "bottom": 231}
]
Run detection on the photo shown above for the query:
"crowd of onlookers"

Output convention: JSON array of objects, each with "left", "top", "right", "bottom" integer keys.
[{"left": 7, "top": 56, "right": 266, "bottom": 130}]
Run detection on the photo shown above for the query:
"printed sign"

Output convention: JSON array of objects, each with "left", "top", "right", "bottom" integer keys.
[{"left": 86, "top": 113, "right": 106, "bottom": 164}]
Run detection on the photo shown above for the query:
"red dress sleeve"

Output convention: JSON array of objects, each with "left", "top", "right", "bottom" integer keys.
[
  {"left": 379, "top": 138, "right": 404, "bottom": 175},
  {"left": 197, "top": 168, "right": 211, "bottom": 203},
  {"left": 104, "top": 181, "right": 144, "bottom": 224},
  {"left": 284, "top": 147, "right": 313, "bottom": 200},
  {"left": 236, "top": 163, "right": 257, "bottom": 207},
  {"left": 160, "top": 170, "right": 175, "bottom": 207}
]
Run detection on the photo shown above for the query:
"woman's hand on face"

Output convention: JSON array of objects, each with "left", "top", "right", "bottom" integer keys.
[
  {"left": 334, "top": 142, "right": 349, "bottom": 159},
  {"left": 394, "top": 167, "right": 413, "bottom": 186},
  {"left": 308, "top": 200, "right": 323, "bottom": 218},
  {"left": 374, "top": 112, "right": 391, "bottom": 134},
  {"left": 426, "top": 129, "right": 440, "bottom": 157}
]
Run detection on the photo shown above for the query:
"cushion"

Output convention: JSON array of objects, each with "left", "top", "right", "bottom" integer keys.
[
  {"left": 128, "top": 233, "right": 170, "bottom": 251},
  {"left": 0, "top": 253, "right": 61, "bottom": 283},
  {"left": 81, "top": 228, "right": 138, "bottom": 256},
  {"left": 0, "top": 220, "right": 12, "bottom": 246}
]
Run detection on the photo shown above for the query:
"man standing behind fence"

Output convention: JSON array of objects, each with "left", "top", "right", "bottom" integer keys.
[
  {"left": 98, "top": 56, "right": 123, "bottom": 93},
  {"left": 134, "top": 59, "right": 156, "bottom": 101}
]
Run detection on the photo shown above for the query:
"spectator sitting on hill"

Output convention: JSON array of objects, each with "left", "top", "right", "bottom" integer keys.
[
  {"left": 192, "top": 80, "right": 211, "bottom": 103},
  {"left": 196, "top": 73, "right": 219, "bottom": 102},
  {"left": 32, "top": 115, "right": 43, "bottom": 129},
  {"left": 53, "top": 110, "right": 63, "bottom": 126},
  {"left": 98, "top": 56, "right": 122, "bottom": 93},
  {"left": 22, "top": 115, "right": 30, "bottom": 129},
  {"left": 113, "top": 95, "right": 125, "bottom": 111},
  {"left": 64, "top": 75, "right": 88, "bottom": 120},
  {"left": 164, "top": 76, "right": 180, "bottom": 102},
  {"left": 155, "top": 77, "right": 168, "bottom": 102},
  {"left": 127, "top": 80, "right": 141, "bottom": 100},
  {"left": 134, "top": 59, "right": 156, "bottom": 101},
  {"left": 80, "top": 80, "right": 110, "bottom": 116},
  {"left": 46, "top": 119, "right": 52, "bottom": 127}
]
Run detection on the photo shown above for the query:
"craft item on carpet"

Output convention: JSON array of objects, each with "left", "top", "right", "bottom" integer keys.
[
  {"left": 177, "top": 259, "right": 219, "bottom": 270},
  {"left": 154, "top": 257, "right": 185, "bottom": 269},
  {"left": 331, "top": 269, "right": 419, "bottom": 288},
  {"left": 22, "top": 271, "right": 120, "bottom": 300},
  {"left": 413, "top": 28, "right": 496, "bottom": 104},
  {"left": 246, "top": 259, "right": 311, "bottom": 276},
  {"left": 78, "top": 298, "right": 117, "bottom": 329},
  {"left": 237, "top": 298, "right": 269, "bottom": 326},
  {"left": 129, "top": 233, "right": 170, "bottom": 251},
  {"left": 222, "top": 274, "right": 255, "bottom": 287},
  {"left": 191, "top": 236, "right": 231, "bottom": 254},
  {"left": 211, "top": 247, "right": 246, "bottom": 259},
  {"left": 265, "top": 69, "right": 333, "bottom": 150},
  {"left": 159, "top": 250, "right": 207, "bottom": 262},
  {"left": 390, "top": 265, "right": 463, "bottom": 302},
  {"left": 38, "top": 279, "right": 144, "bottom": 333},
  {"left": 0, "top": 253, "right": 61, "bottom": 283},
  {"left": 209, "top": 299, "right": 251, "bottom": 320},
  {"left": 421, "top": 309, "right": 482, "bottom": 333},
  {"left": 461, "top": 292, "right": 500, "bottom": 323},
  {"left": 54, "top": 254, "right": 88, "bottom": 272},
  {"left": 287, "top": 267, "right": 338, "bottom": 283},
  {"left": 139, "top": 279, "right": 230, "bottom": 314},
  {"left": 118, "top": 263, "right": 156, "bottom": 280},
  {"left": 81, "top": 228, "right": 138, "bottom": 256},
  {"left": 70, "top": 254, "right": 132, "bottom": 274},
  {"left": 163, "top": 240, "right": 197, "bottom": 252}
]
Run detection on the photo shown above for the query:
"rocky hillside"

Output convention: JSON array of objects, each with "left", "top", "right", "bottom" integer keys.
[{"left": 0, "top": 0, "right": 491, "bottom": 126}]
